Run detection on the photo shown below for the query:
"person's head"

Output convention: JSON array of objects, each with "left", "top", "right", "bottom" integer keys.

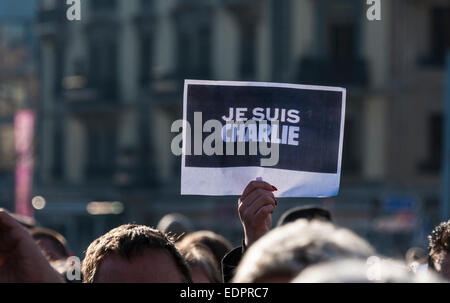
[
  {"left": 10, "top": 212, "right": 36, "bottom": 229},
  {"left": 82, "top": 224, "right": 192, "bottom": 283},
  {"left": 179, "top": 244, "right": 221, "bottom": 283},
  {"left": 428, "top": 220, "right": 450, "bottom": 280},
  {"left": 30, "top": 227, "right": 70, "bottom": 261},
  {"left": 277, "top": 206, "right": 332, "bottom": 227},
  {"left": 176, "top": 230, "right": 232, "bottom": 267},
  {"left": 292, "top": 258, "right": 443, "bottom": 283},
  {"left": 157, "top": 213, "right": 194, "bottom": 241},
  {"left": 233, "top": 219, "right": 375, "bottom": 283}
]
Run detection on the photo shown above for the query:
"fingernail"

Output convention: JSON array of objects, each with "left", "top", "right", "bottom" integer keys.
[{"left": 272, "top": 186, "right": 278, "bottom": 191}]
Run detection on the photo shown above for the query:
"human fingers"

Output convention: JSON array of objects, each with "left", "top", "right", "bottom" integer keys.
[
  {"left": 246, "top": 193, "right": 277, "bottom": 217},
  {"left": 240, "top": 188, "right": 276, "bottom": 209},
  {"left": 241, "top": 180, "right": 277, "bottom": 201},
  {"left": 254, "top": 204, "right": 276, "bottom": 222}
]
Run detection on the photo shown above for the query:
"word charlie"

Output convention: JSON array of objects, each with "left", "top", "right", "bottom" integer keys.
[
  {"left": 171, "top": 112, "right": 283, "bottom": 167},
  {"left": 222, "top": 107, "right": 300, "bottom": 146}
]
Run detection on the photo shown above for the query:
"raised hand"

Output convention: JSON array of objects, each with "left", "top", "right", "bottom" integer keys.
[{"left": 238, "top": 180, "right": 278, "bottom": 247}]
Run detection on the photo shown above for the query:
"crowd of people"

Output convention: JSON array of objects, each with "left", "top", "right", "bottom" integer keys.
[{"left": 0, "top": 180, "right": 449, "bottom": 283}]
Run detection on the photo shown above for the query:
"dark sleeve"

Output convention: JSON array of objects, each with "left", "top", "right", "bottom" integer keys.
[{"left": 221, "top": 241, "right": 247, "bottom": 283}]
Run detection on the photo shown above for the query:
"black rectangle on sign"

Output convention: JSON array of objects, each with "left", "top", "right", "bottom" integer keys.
[{"left": 185, "top": 83, "right": 343, "bottom": 174}]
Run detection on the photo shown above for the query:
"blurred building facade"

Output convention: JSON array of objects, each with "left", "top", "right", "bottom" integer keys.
[
  {"left": 0, "top": 0, "right": 38, "bottom": 211},
  {"left": 32, "top": 0, "right": 450, "bottom": 256}
]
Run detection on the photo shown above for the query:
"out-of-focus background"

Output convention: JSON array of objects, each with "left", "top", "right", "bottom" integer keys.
[{"left": 0, "top": 0, "right": 449, "bottom": 258}]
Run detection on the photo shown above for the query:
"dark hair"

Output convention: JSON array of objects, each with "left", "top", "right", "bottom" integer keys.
[
  {"left": 179, "top": 243, "right": 222, "bottom": 283},
  {"left": 82, "top": 224, "right": 192, "bottom": 283},
  {"left": 176, "top": 231, "right": 232, "bottom": 266},
  {"left": 30, "top": 227, "right": 70, "bottom": 259},
  {"left": 428, "top": 220, "right": 450, "bottom": 270},
  {"left": 157, "top": 213, "right": 194, "bottom": 241},
  {"left": 277, "top": 206, "right": 332, "bottom": 227}
]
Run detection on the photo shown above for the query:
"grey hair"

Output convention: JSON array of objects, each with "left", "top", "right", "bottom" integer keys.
[
  {"left": 233, "top": 219, "right": 375, "bottom": 283},
  {"left": 292, "top": 258, "right": 444, "bottom": 283}
]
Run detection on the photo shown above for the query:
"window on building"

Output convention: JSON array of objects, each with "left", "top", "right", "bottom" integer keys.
[
  {"left": 136, "top": 0, "right": 155, "bottom": 88},
  {"left": 271, "top": 0, "right": 290, "bottom": 81},
  {"left": 342, "top": 116, "right": 361, "bottom": 175},
  {"left": 314, "top": 0, "right": 362, "bottom": 60},
  {"left": 197, "top": 26, "right": 211, "bottom": 77},
  {"left": 298, "top": 1, "right": 366, "bottom": 87},
  {"left": 175, "top": 9, "right": 212, "bottom": 79},
  {"left": 419, "top": 113, "right": 442, "bottom": 173},
  {"left": 140, "top": 0, "right": 154, "bottom": 12},
  {"left": 54, "top": 43, "right": 64, "bottom": 96},
  {"left": 91, "top": 0, "right": 117, "bottom": 11},
  {"left": 40, "top": 0, "right": 57, "bottom": 10},
  {"left": 86, "top": 126, "right": 117, "bottom": 179},
  {"left": 430, "top": 7, "right": 450, "bottom": 66},
  {"left": 87, "top": 29, "right": 118, "bottom": 99},
  {"left": 52, "top": 124, "right": 63, "bottom": 179},
  {"left": 328, "top": 23, "right": 355, "bottom": 60},
  {"left": 240, "top": 27, "right": 256, "bottom": 80},
  {"left": 139, "top": 34, "right": 153, "bottom": 87},
  {"left": 0, "top": 126, "right": 15, "bottom": 172},
  {"left": 177, "top": 25, "right": 211, "bottom": 78}
]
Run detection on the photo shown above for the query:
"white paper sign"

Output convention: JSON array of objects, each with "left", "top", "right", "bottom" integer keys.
[{"left": 180, "top": 80, "right": 346, "bottom": 197}]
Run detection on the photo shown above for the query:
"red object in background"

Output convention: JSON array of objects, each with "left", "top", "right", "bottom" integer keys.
[{"left": 14, "top": 110, "right": 35, "bottom": 217}]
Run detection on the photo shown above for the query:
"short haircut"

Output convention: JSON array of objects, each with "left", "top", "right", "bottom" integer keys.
[
  {"left": 179, "top": 243, "right": 222, "bottom": 283},
  {"left": 82, "top": 224, "right": 192, "bottom": 283},
  {"left": 176, "top": 231, "right": 233, "bottom": 267},
  {"left": 428, "top": 220, "right": 450, "bottom": 270},
  {"left": 30, "top": 227, "right": 70, "bottom": 258},
  {"left": 276, "top": 206, "right": 332, "bottom": 227},
  {"left": 233, "top": 219, "right": 375, "bottom": 283}
]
